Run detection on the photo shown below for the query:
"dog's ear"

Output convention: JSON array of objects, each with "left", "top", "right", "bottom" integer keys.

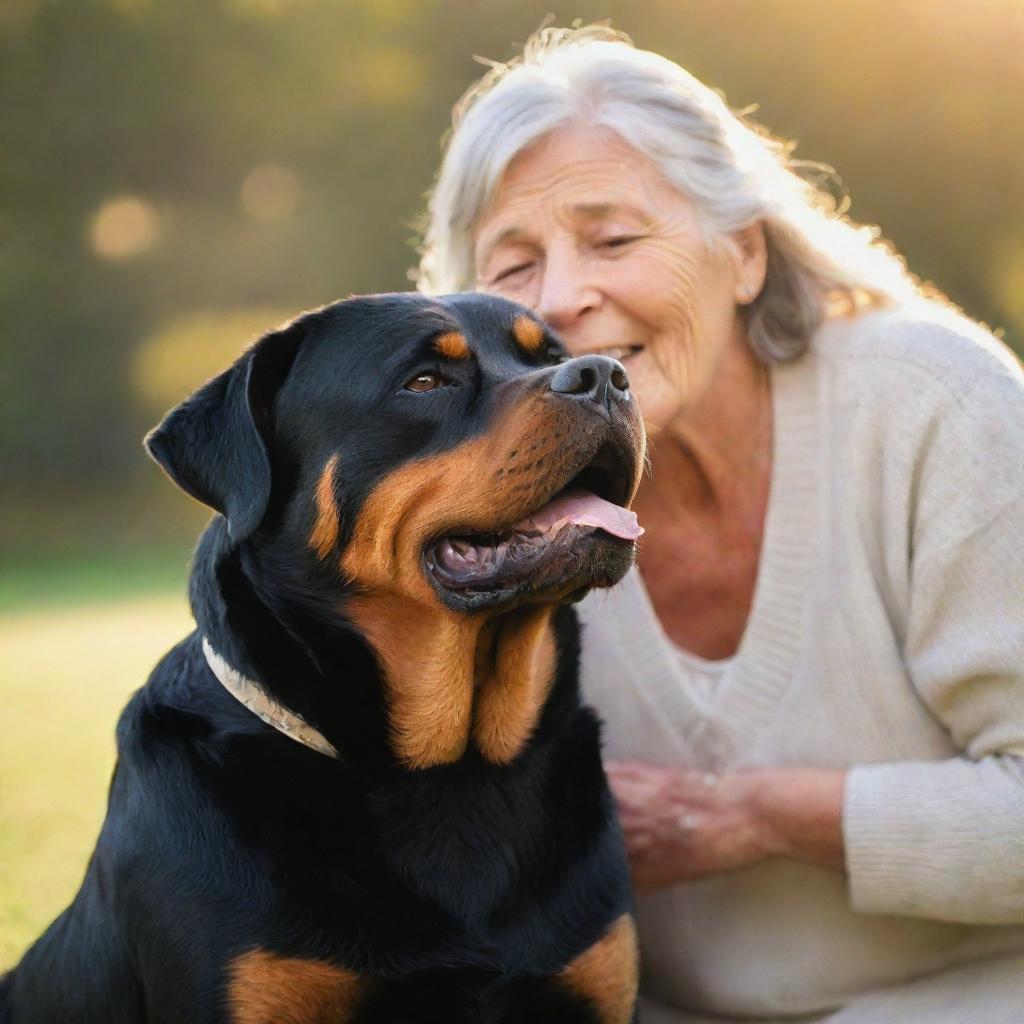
[{"left": 145, "top": 318, "right": 306, "bottom": 543}]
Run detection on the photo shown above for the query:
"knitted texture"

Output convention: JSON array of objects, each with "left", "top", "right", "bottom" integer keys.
[{"left": 577, "top": 305, "right": 1024, "bottom": 1022}]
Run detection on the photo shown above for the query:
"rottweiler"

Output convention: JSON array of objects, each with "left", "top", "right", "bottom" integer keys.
[{"left": 1, "top": 292, "right": 646, "bottom": 1024}]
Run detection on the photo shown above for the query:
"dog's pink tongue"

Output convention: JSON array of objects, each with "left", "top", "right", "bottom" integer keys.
[{"left": 517, "top": 488, "right": 643, "bottom": 540}]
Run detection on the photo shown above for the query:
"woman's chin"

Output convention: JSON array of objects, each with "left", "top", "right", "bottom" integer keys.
[{"left": 633, "top": 390, "right": 686, "bottom": 435}]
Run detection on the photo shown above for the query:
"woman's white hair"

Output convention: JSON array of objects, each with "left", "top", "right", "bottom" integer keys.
[{"left": 417, "top": 24, "right": 925, "bottom": 362}]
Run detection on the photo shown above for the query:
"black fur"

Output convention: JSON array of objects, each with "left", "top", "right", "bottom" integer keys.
[{"left": 2, "top": 293, "right": 639, "bottom": 1023}]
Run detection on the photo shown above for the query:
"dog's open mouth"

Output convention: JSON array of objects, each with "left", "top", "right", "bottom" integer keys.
[
  {"left": 425, "top": 441, "right": 643, "bottom": 603},
  {"left": 428, "top": 487, "right": 642, "bottom": 591}
]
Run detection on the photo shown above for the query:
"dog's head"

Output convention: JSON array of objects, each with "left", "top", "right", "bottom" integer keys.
[
  {"left": 147, "top": 293, "right": 645, "bottom": 766},
  {"left": 147, "top": 293, "right": 644, "bottom": 612}
]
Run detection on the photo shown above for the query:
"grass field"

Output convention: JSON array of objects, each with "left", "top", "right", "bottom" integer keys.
[{"left": 0, "top": 568, "right": 193, "bottom": 969}]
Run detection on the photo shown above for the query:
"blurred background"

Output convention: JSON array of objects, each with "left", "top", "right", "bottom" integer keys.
[{"left": 1, "top": 0, "right": 1021, "bottom": 966}]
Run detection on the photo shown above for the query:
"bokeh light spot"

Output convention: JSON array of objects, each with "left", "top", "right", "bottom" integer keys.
[
  {"left": 133, "top": 308, "right": 292, "bottom": 413},
  {"left": 88, "top": 196, "right": 160, "bottom": 261},
  {"left": 348, "top": 47, "right": 426, "bottom": 107},
  {"left": 240, "top": 164, "right": 301, "bottom": 222}
]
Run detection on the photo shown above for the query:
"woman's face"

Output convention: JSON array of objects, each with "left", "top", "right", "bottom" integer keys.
[{"left": 474, "top": 125, "right": 762, "bottom": 433}]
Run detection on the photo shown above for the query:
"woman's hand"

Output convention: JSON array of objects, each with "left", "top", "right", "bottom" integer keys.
[{"left": 605, "top": 760, "right": 847, "bottom": 893}]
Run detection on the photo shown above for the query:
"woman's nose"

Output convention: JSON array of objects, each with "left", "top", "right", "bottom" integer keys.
[{"left": 534, "top": 253, "right": 600, "bottom": 331}]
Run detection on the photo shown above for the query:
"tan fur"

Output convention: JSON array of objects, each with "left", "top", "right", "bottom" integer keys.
[
  {"left": 559, "top": 914, "right": 639, "bottom": 1024},
  {"left": 346, "top": 592, "right": 479, "bottom": 767},
  {"left": 227, "top": 948, "right": 366, "bottom": 1024},
  {"left": 473, "top": 605, "right": 557, "bottom": 764},
  {"left": 341, "top": 387, "right": 552, "bottom": 768},
  {"left": 340, "top": 376, "right": 644, "bottom": 770},
  {"left": 433, "top": 330, "right": 470, "bottom": 360},
  {"left": 512, "top": 314, "right": 544, "bottom": 352},
  {"left": 309, "top": 454, "right": 340, "bottom": 560}
]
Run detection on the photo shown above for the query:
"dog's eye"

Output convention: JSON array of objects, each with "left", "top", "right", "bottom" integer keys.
[{"left": 404, "top": 372, "right": 445, "bottom": 393}]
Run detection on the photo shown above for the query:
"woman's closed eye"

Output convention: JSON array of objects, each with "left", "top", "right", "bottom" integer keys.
[
  {"left": 598, "top": 235, "right": 645, "bottom": 250},
  {"left": 491, "top": 261, "right": 534, "bottom": 283}
]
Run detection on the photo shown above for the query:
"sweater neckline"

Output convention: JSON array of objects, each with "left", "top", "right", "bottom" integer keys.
[{"left": 609, "top": 346, "right": 822, "bottom": 766}]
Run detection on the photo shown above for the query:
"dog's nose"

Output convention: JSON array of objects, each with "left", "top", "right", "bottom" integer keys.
[{"left": 549, "top": 355, "right": 630, "bottom": 412}]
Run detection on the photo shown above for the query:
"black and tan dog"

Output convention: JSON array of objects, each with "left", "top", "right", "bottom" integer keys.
[{"left": 1, "top": 293, "right": 646, "bottom": 1023}]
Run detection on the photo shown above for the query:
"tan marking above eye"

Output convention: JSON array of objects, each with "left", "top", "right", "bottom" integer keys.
[
  {"left": 512, "top": 315, "right": 545, "bottom": 352},
  {"left": 433, "top": 330, "right": 470, "bottom": 360},
  {"left": 309, "top": 454, "right": 341, "bottom": 560},
  {"left": 559, "top": 914, "right": 639, "bottom": 1024},
  {"left": 228, "top": 948, "right": 366, "bottom": 1024}
]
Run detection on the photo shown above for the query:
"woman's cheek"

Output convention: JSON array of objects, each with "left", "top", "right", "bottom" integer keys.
[
  {"left": 490, "top": 275, "right": 538, "bottom": 309},
  {"left": 622, "top": 348, "right": 685, "bottom": 431}
]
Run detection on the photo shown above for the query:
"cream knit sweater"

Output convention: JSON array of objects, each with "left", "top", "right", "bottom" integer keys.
[{"left": 576, "top": 306, "right": 1024, "bottom": 1023}]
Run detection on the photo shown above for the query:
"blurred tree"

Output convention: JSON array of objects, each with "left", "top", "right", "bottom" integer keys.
[{"left": 0, "top": 0, "right": 1020, "bottom": 556}]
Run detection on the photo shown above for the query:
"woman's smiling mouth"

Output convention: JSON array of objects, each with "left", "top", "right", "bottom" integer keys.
[{"left": 583, "top": 344, "right": 644, "bottom": 362}]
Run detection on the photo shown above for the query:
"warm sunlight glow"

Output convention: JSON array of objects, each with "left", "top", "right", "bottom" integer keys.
[
  {"left": 88, "top": 195, "right": 160, "bottom": 261},
  {"left": 133, "top": 307, "right": 292, "bottom": 411},
  {"left": 240, "top": 163, "right": 301, "bottom": 221}
]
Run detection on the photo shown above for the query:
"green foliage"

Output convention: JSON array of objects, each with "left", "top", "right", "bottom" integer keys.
[
  {"left": 1, "top": 0, "right": 1021, "bottom": 556},
  {"left": 0, "top": 545, "right": 191, "bottom": 612}
]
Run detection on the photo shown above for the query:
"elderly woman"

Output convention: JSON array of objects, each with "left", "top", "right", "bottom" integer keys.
[{"left": 417, "top": 25, "right": 1024, "bottom": 1024}]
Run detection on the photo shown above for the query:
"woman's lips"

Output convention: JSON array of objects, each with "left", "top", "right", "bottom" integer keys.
[{"left": 580, "top": 344, "right": 644, "bottom": 362}]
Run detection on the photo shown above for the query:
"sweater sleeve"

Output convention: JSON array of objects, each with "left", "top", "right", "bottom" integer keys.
[{"left": 843, "top": 352, "right": 1024, "bottom": 924}]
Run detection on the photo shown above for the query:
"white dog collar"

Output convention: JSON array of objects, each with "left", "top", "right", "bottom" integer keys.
[{"left": 202, "top": 637, "right": 338, "bottom": 759}]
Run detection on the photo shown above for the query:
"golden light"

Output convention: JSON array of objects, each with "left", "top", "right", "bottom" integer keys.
[
  {"left": 227, "top": 0, "right": 300, "bottom": 16},
  {"left": 133, "top": 307, "right": 292, "bottom": 412},
  {"left": 240, "top": 164, "right": 301, "bottom": 221},
  {"left": 347, "top": 47, "right": 427, "bottom": 107},
  {"left": 994, "top": 240, "right": 1024, "bottom": 312},
  {"left": 88, "top": 195, "right": 160, "bottom": 261}
]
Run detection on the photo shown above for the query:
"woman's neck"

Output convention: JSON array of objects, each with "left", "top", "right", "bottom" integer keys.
[
  {"left": 636, "top": 335, "right": 773, "bottom": 523},
  {"left": 631, "top": 334, "right": 774, "bottom": 658}
]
